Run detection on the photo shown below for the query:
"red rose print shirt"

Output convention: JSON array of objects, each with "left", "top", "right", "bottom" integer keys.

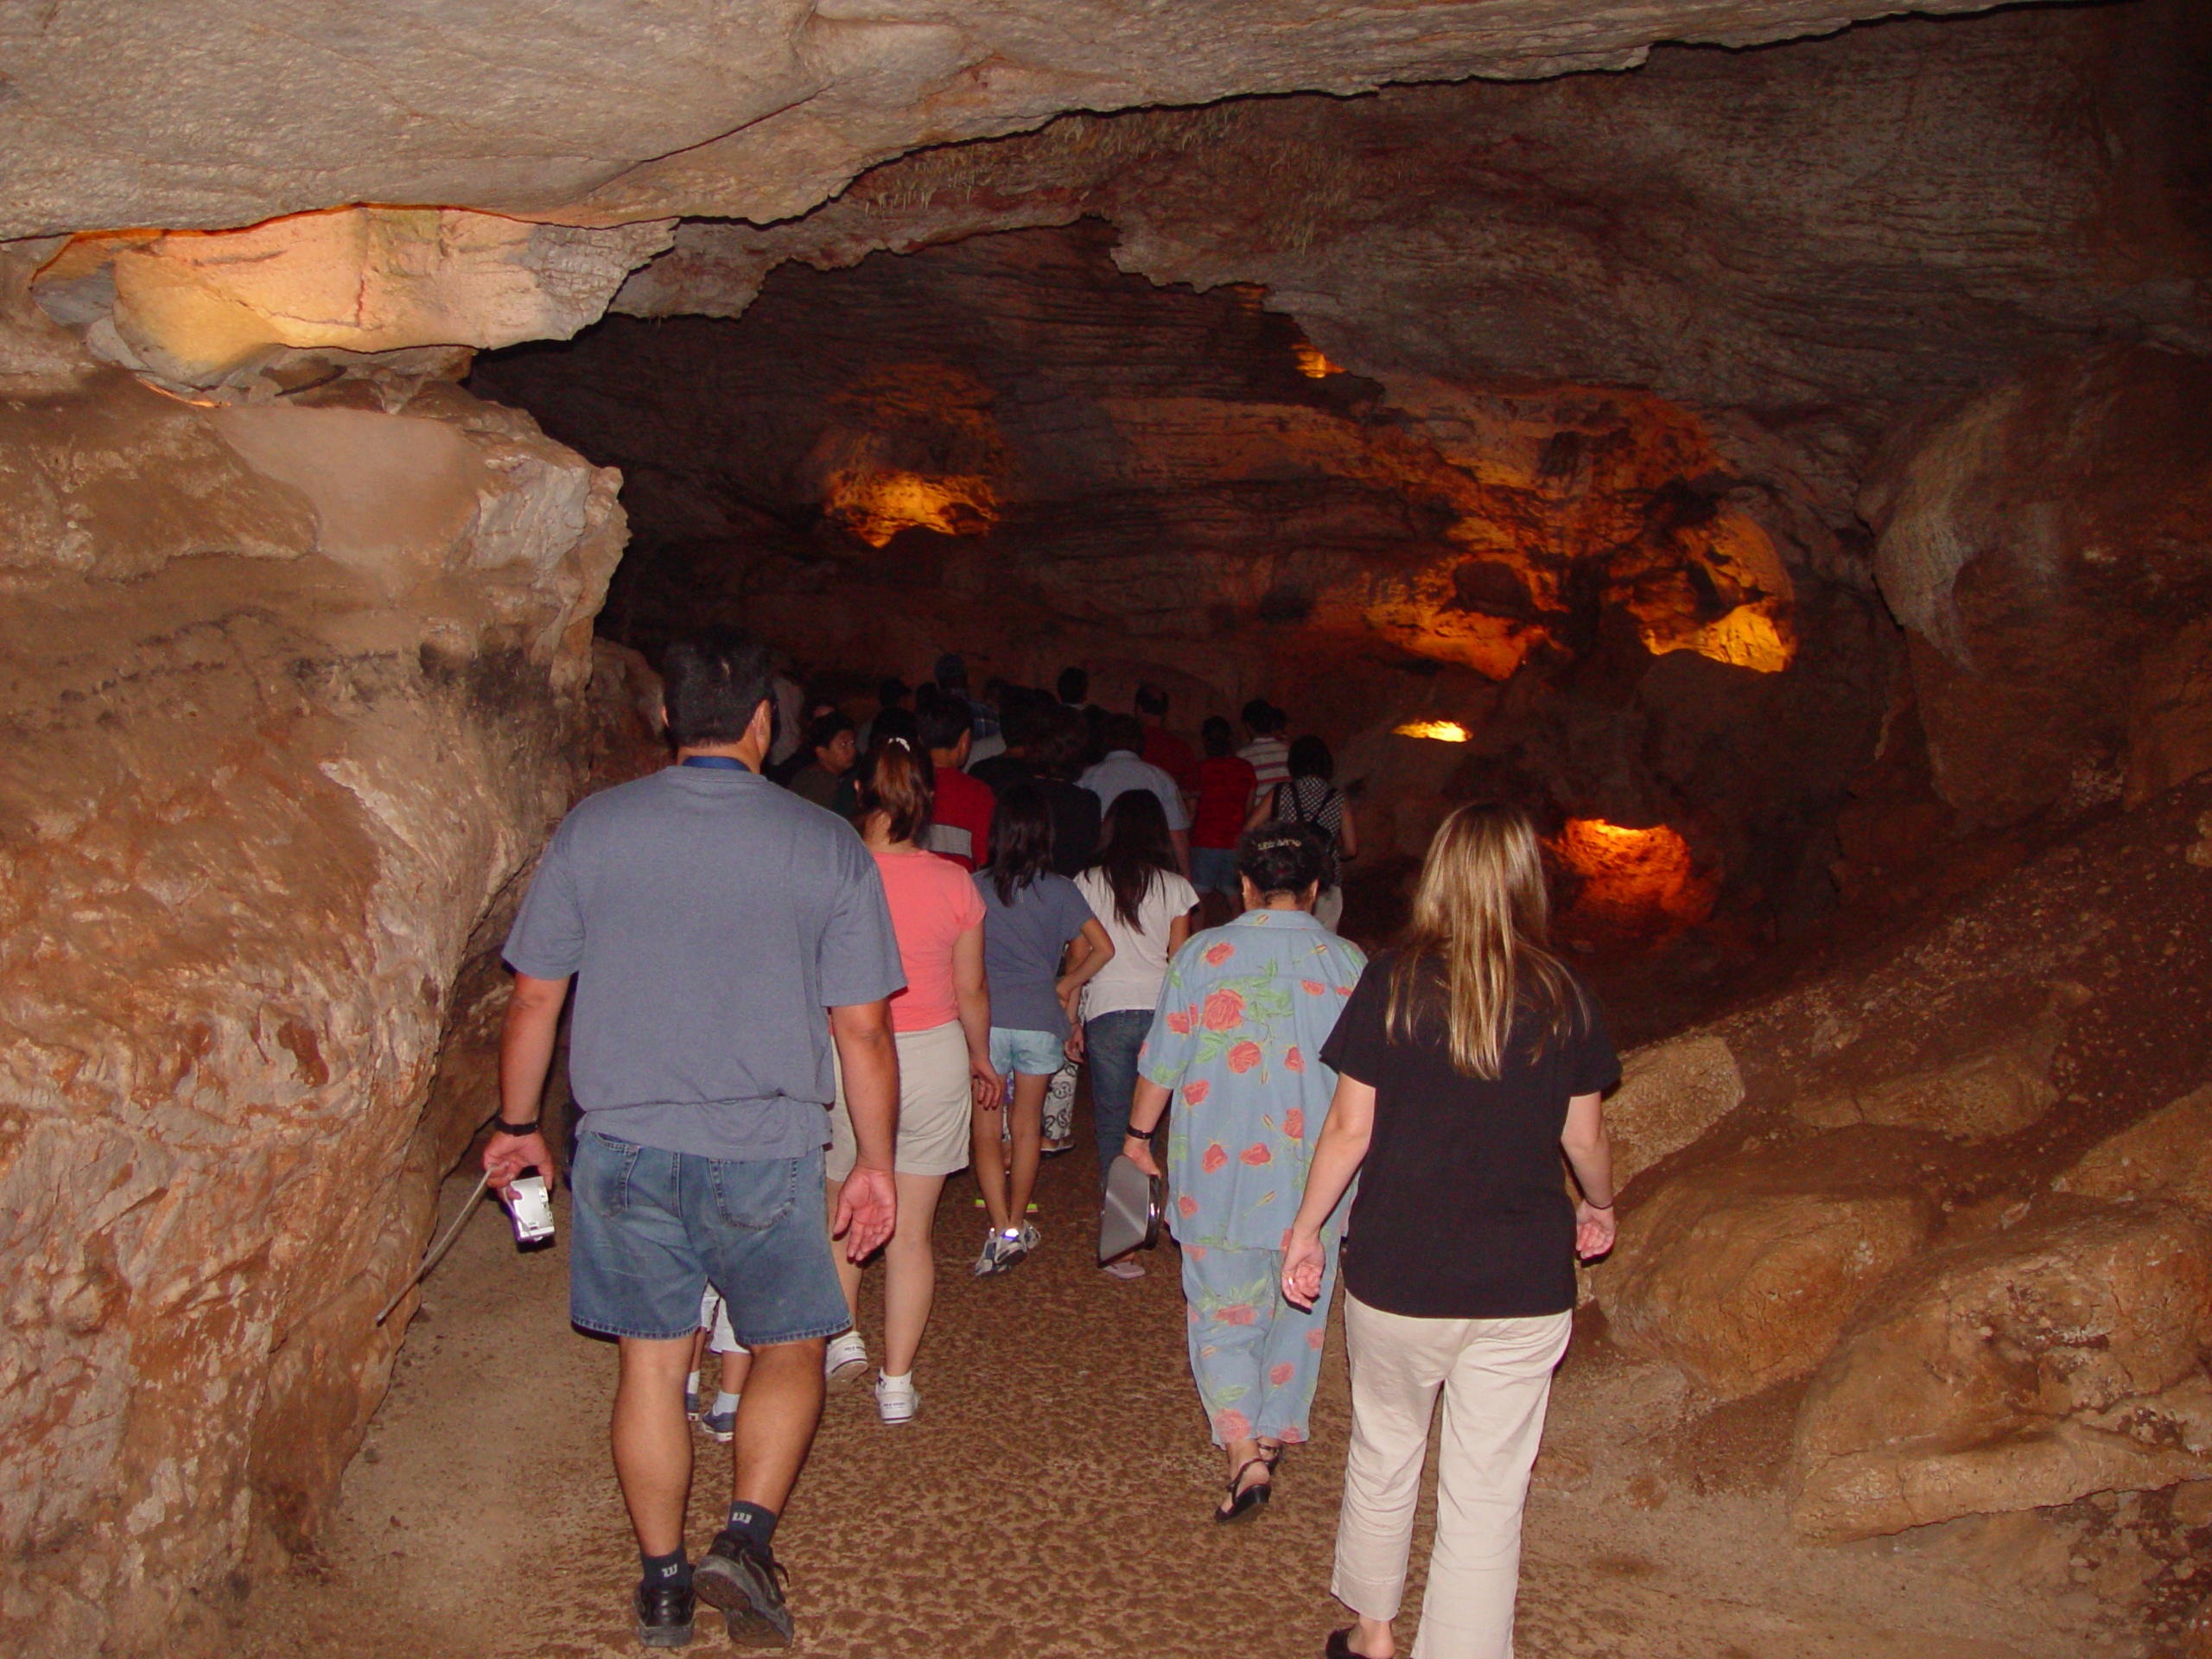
[{"left": 1137, "top": 908, "right": 1367, "bottom": 1249}]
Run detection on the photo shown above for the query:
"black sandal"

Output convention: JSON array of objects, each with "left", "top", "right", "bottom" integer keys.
[
  {"left": 1214, "top": 1455, "right": 1273, "bottom": 1524},
  {"left": 1258, "top": 1440, "right": 1286, "bottom": 1470}
]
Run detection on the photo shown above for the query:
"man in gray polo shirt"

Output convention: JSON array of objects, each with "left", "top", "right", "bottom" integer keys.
[{"left": 485, "top": 627, "right": 901, "bottom": 1650}]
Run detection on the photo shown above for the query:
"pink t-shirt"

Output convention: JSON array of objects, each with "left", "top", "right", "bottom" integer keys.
[{"left": 874, "top": 847, "right": 986, "bottom": 1033}]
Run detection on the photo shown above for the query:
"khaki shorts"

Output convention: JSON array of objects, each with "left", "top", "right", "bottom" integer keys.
[{"left": 828, "top": 1020, "right": 974, "bottom": 1180}]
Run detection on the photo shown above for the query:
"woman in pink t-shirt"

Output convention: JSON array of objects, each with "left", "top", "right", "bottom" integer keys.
[{"left": 825, "top": 738, "right": 1001, "bottom": 1424}]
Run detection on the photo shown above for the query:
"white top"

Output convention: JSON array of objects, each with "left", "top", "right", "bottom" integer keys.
[
  {"left": 1239, "top": 737, "right": 1291, "bottom": 799},
  {"left": 1077, "top": 748, "right": 1191, "bottom": 831},
  {"left": 1075, "top": 867, "right": 1202, "bottom": 1018}
]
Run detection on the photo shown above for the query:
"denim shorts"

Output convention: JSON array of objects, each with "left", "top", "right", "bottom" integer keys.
[
  {"left": 569, "top": 1131, "right": 849, "bottom": 1346},
  {"left": 1190, "top": 846, "right": 1241, "bottom": 896},
  {"left": 989, "top": 1026, "right": 1065, "bottom": 1077}
]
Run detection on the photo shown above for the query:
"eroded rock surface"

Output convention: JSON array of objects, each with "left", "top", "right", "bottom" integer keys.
[
  {"left": 1788, "top": 1202, "right": 2212, "bottom": 1541},
  {"left": 0, "top": 365, "right": 622, "bottom": 1656}
]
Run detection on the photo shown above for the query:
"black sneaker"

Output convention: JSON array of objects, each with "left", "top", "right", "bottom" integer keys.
[
  {"left": 693, "top": 1531, "right": 794, "bottom": 1648},
  {"left": 633, "top": 1578, "right": 695, "bottom": 1649}
]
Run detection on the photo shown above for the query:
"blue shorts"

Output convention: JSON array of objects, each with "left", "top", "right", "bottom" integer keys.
[
  {"left": 989, "top": 1026, "right": 1065, "bottom": 1077},
  {"left": 569, "top": 1132, "right": 849, "bottom": 1346},
  {"left": 1190, "top": 846, "right": 1240, "bottom": 896}
]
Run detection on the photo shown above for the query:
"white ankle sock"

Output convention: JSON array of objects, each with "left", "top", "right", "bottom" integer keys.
[
  {"left": 685, "top": 1370, "right": 701, "bottom": 1395},
  {"left": 712, "top": 1389, "right": 741, "bottom": 1416},
  {"left": 879, "top": 1370, "right": 912, "bottom": 1389}
]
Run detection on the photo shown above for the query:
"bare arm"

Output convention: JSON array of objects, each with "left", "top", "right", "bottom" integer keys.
[
  {"left": 1055, "top": 917, "right": 1116, "bottom": 1022},
  {"left": 1336, "top": 798, "right": 1360, "bottom": 861},
  {"left": 1122, "top": 1075, "right": 1174, "bottom": 1178},
  {"left": 829, "top": 999, "right": 899, "bottom": 1259},
  {"left": 484, "top": 972, "right": 569, "bottom": 1192},
  {"left": 1170, "top": 827, "right": 1191, "bottom": 878},
  {"left": 1167, "top": 912, "right": 1192, "bottom": 956},
  {"left": 1560, "top": 1090, "right": 1616, "bottom": 1258},
  {"left": 951, "top": 925, "right": 1001, "bottom": 1110},
  {"left": 1282, "top": 1074, "right": 1376, "bottom": 1307}
]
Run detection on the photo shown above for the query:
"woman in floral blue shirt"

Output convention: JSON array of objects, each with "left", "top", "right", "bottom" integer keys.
[{"left": 1124, "top": 823, "right": 1367, "bottom": 1522}]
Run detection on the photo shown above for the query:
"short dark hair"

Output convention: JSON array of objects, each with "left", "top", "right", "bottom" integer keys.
[
  {"left": 1102, "top": 712, "right": 1146, "bottom": 754},
  {"left": 661, "top": 629, "right": 774, "bottom": 749},
  {"left": 1238, "top": 821, "right": 1329, "bottom": 899},
  {"left": 1057, "top": 665, "right": 1090, "bottom": 705},
  {"left": 1033, "top": 704, "right": 1089, "bottom": 779},
  {"left": 933, "top": 652, "right": 969, "bottom": 690},
  {"left": 805, "top": 710, "right": 855, "bottom": 756},
  {"left": 870, "top": 706, "right": 919, "bottom": 749},
  {"left": 1135, "top": 683, "right": 1168, "bottom": 718},
  {"left": 1241, "top": 697, "right": 1281, "bottom": 734},
  {"left": 1000, "top": 689, "right": 1049, "bottom": 750},
  {"left": 915, "top": 689, "right": 973, "bottom": 751},
  {"left": 877, "top": 676, "right": 911, "bottom": 709},
  {"left": 1201, "top": 715, "right": 1235, "bottom": 758},
  {"left": 1288, "top": 734, "right": 1334, "bottom": 781}
]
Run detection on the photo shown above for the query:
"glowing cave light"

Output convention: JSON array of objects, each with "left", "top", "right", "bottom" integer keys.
[
  {"left": 826, "top": 470, "right": 998, "bottom": 549},
  {"left": 1293, "top": 342, "right": 1344, "bottom": 379},
  {"left": 1557, "top": 818, "right": 1716, "bottom": 931},
  {"left": 1394, "top": 720, "right": 1472, "bottom": 743}
]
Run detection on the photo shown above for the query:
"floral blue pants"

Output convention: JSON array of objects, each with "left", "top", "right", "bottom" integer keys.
[{"left": 1181, "top": 1237, "right": 1338, "bottom": 1448}]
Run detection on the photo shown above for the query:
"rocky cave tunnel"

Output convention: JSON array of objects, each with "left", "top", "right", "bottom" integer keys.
[{"left": 3, "top": 2, "right": 2211, "bottom": 1656}]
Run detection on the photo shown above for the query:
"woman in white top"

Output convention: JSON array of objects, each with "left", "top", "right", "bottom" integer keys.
[{"left": 1075, "top": 790, "right": 1200, "bottom": 1276}]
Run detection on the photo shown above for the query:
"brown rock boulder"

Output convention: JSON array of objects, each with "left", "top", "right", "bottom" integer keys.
[
  {"left": 2053, "top": 1083, "right": 2212, "bottom": 1215},
  {"left": 1606, "top": 1034, "right": 1746, "bottom": 1192},
  {"left": 1603, "top": 1140, "right": 1936, "bottom": 1397},
  {"left": 1787, "top": 1202, "right": 2212, "bottom": 1542}
]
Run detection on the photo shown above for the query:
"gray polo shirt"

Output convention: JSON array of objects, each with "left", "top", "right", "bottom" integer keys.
[{"left": 503, "top": 762, "right": 903, "bottom": 1160}]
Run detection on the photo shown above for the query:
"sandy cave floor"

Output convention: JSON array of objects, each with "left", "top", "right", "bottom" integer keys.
[{"left": 229, "top": 1141, "right": 2148, "bottom": 1659}]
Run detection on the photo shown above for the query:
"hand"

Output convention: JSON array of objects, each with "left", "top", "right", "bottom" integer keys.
[
  {"left": 1065, "top": 1022, "right": 1086, "bottom": 1064},
  {"left": 833, "top": 1165, "right": 898, "bottom": 1261},
  {"left": 1122, "top": 1134, "right": 1162, "bottom": 1179},
  {"left": 1574, "top": 1200, "right": 1617, "bottom": 1261},
  {"left": 969, "top": 1057, "right": 1004, "bottom": 1112},
  {"left": 484, "top": 1129, "right": 556, "bottom": 1195},
  {"left": 1281, "top": 1227, "right": 1325, "bottom": 1310}
]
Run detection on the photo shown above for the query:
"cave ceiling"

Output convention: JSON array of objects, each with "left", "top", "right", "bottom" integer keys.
[{"left": 3, "top": 0, "right": 2044, "bottom": 240}]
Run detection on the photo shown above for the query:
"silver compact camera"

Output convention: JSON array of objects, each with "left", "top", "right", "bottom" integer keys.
[{"left": 504, "top": 1169, "right": 556, "bottom": 1246}]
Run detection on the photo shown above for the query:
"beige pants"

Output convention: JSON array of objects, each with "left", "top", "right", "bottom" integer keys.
[{"left": 1331, "top": 1294, "right": 1573, "bottom": 1659}]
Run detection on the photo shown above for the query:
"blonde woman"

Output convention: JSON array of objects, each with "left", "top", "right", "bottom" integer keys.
[{"left": 1282, "top": 805, "right": 1618, "bottom": 1659}]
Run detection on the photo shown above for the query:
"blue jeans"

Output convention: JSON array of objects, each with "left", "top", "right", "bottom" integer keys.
[
  {"left": 568, "top": 1132, "right": 849, "bottom": 1346},
  {"left": 1085, "top": 1007, "right": 1154, "bottom": 1191}
]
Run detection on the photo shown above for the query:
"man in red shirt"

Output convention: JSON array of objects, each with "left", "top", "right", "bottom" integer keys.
[
  {"left": 1190, "top": 715, "right": 1259, "bottom": 906},
  {"left": 1137, "top": 683, "right": 1201, "bottom": 803},
  {"left": 918, "top": 690, "right": 996, "bottom": 871}
]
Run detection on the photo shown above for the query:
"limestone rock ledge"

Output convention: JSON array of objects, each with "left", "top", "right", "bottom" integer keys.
[{"left": 0, "top": 366, "right": 624, "bottom": 1656}]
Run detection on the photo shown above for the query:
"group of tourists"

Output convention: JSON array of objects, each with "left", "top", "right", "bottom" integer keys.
[{"left": 481, "top": 628, "right": 1618, "bottom": 1659}]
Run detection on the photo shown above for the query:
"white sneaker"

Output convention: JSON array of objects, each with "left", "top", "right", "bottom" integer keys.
[
  {"left": 875, "top": 1371, "right": 919, "bottom": 1425},
  {"left": 824, "top": 1330, "right": 868, "bottom": 1387}
]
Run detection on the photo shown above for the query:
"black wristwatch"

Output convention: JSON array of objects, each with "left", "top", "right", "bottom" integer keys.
[
  {"left": 496, "top": 1117, "right": 540, "bottom": 1137},
  {"left": 1125, "top": 1128, "right": 1153, "bottom": 1141}
]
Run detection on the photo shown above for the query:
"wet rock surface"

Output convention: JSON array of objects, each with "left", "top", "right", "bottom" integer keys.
[{"left": 0, "top": 367, "right": 622, "bottom": 1656}]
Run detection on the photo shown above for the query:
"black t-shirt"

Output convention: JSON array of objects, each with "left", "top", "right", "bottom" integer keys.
[
  {"left": 966, "top": 756, "right": 1099, "bottom": 877},
  {"left": 1319, "top": 951, "right": 1619, "bottom": 1319}
]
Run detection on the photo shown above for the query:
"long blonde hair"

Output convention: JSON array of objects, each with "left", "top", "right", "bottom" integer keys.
[{"left": 1386, "top": 804, "right": 1586, "bottom": 1078}]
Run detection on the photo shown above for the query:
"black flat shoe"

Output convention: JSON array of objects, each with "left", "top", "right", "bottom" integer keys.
[
  {"left": 1324, "top": 1628, "right": 1386, "bottom": 1659},
  {"left": 1214, "top": 1456, "right": 1273, "bottom": 1524},
  {"left": 634, "top": 1578, "right": 696, "bottom": 1649}
]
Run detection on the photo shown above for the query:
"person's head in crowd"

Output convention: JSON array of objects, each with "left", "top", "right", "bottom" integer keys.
[
  {"left": 1201, "top": 715, "right": 1236, "bottom": 760},
  {"left": 1392, "top": 804, "right": 1585, "bottom": 1078},
  {"left": 1092, "top": 789, "right": 1179, "bottom": 929},
  {"left": 1242, "top": 697, "right": 1286, "bottom": 739},
  {"left": 1288, "top": 734, "right": 1335, "bottom": 782},
  {"left": 934, "top": 652, "right": 969, "bottom": 694},
  {"left": 1033, "top": 704, "right": 1090, "bottom": 781},
  {"left": 1236, "top": 821, "right": 1329, "bottom": 909},
  {"left": 998, "top": 689, "right": 1049, "bottom": 755},
  {"left": 805, "top": 710, "right": 858, "bottom": 776},
  {"left": 1135, "top": 683, "right": 1170, "bottom": 723},
  {"left": 915, "top": 688, "right": 975, "bottom": 766},
  {"left": 1100, "top": 712, "right": 1147, "bottom": 756},
  {"left": 1056, "top": 665, "right": 1090, "bottom": 707},
  {"left": 981, "top": 676, "right": 1009, "bottom": 709},
  {"left": 987, "top": 781, "right": 1057, "bottom": 903},
  {"left": 869, "top": 706, "right": 919, "bottom": 751},
  {"left": 660, "top": 627, "right": 775, "bottom": 753},
  {"left": 876, "top": 675, "right": 912, "bottom": 713},
  {"left": 855, "top": 732, "right": 935, "bottom": 844}
]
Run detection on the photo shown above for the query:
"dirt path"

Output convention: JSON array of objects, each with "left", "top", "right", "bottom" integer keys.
[{"left": 230, "top": 1144, "right": 2135, "bottom": 1659}]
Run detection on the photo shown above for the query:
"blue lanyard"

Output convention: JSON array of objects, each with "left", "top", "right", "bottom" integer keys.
[{"left": 680, "top": 755, "right": 750, "bottom": 772}]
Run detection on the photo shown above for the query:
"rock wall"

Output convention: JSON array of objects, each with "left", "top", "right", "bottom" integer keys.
[
  {"left": 0, "top": 319, "right": 624, "bottom": 1654},
  {"left": 1586, "top": 772, "right": 2212, "bottom": 1542}
]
